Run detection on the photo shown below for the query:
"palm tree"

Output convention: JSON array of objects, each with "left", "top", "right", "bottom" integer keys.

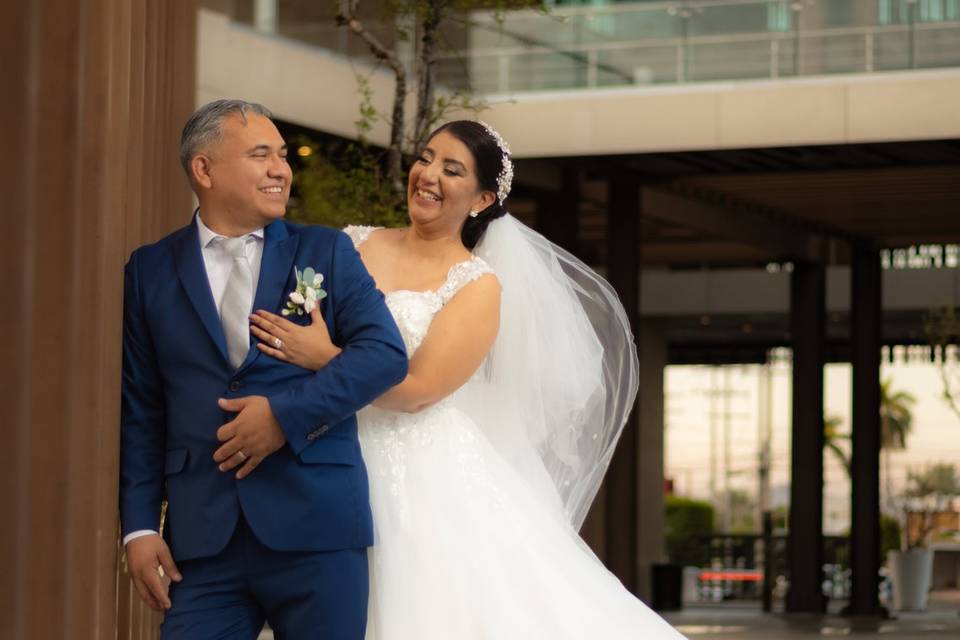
[
  {"left": 881, "top": 378, "right": 917, "bottom": 509},
  {"left": 924, "top": 306, "right": 960, "bottom": 423},
  {"left": 824, "top": 414, "right": 850, "bottom": 476}
]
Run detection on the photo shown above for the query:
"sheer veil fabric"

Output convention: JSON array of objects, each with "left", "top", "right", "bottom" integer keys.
[
  {"left": 458, "top": 214, "right": 639, "bottom": 529},
  {"left": 353, "top": 218, "right": 688, "bottom": 639}
]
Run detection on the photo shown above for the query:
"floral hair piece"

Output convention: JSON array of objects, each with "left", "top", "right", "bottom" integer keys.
[{"left": 478, "top": 121, "right": 513, "bottom": 205}]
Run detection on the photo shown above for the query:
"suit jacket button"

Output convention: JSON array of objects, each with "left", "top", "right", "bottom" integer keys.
[
  {"left": 306, "top": 433, "right": 317, "bottom": 441},
  {"left": 229, "top": 381, "right": 241, "bottom": 392},
  {"left": 318, "top": 425, "right": 330, "bottom": 435}
]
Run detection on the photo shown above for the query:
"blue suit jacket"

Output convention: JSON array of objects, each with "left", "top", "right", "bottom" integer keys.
[{"left": 119, "top": 217, "right": 408, "bottom": 562}]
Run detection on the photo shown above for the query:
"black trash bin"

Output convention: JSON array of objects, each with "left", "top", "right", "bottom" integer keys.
[{"left": 651, "top": 563, "right": 683, "bottom": 612}]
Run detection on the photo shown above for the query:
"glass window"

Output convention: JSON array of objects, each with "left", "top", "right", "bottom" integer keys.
[
  {"left": 767, "top": 1, "right": 791, "bottom": 31},
  {"left": 880, "top": 0, "right": 960, "bottom": 23}
]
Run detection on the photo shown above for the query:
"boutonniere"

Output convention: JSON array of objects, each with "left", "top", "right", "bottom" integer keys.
[{"left": 283, "top": 266, "right": 327, "bottom": 316}]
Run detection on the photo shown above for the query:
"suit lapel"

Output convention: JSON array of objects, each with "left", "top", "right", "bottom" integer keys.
[
  {"left": 238, "top": 219, "right": 299, "bottom": 371},
  {"left": 174, "top": 220, "right": 230, "bottom": 365}
]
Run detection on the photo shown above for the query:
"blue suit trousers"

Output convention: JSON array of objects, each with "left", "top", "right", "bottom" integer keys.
[{"left": 160, "top": 517, "right": 368, "bottom": 639}]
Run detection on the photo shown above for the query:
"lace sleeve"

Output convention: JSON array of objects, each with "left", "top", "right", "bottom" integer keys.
[
  {"left": 437, "top": 258, "right": 496, "bottom": 305},
  {"left": 343, "top": 225, "right": 380, "bottom": 249}
]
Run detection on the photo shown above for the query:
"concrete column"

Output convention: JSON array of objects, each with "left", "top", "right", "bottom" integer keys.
[
  {"left": 847, "top": 242, "right": 883, "bottom": 616},
  {"left": 786, "top": 260, "right": 826, "bottom": 613}
]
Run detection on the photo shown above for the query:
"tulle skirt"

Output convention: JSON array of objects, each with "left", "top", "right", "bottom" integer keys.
[{"left": 358, "top": 402, "right": 687, "bottom": 639}]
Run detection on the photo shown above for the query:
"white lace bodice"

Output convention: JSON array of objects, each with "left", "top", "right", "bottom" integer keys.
[
  {"left": 346, "top": 225, "right": 499, "bottom": 510},
  {"left": 344, "top": 225, "right": 496, "bottom": 357}
]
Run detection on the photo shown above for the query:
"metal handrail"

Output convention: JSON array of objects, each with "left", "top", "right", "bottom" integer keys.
[
  {"left": 473, "top": 0, "right": 835, "bottom": 20},
  {"left": 438, "top": 19, "right": 960, "bottom": 91},
  {"left": 439, "top": 20, "right": 960, "bottom": 58},
  {"left": 208, "top": 0, "right": 960, "bottom": 91}
]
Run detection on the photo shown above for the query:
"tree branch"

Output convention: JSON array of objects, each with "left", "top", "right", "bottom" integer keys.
[
  {"left": 337, "top": 0, "right": 407, "bottom": 193},
  {"left": 414, "top": 1, "right": 446, "bottom": 148}
]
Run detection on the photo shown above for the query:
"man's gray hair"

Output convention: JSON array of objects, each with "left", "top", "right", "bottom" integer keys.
[{"left": 179, "top": 99, "right": 274, "bottom": 175}]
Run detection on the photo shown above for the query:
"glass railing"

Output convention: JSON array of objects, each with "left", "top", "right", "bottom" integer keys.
[
  {"left": 201, "top": 0, "right": 398, "bottom": 60},
  {"left": 205, "top": 0, "right": 960, "bottom": 94},
  {"left": 444, "top": 0, "right": 960, "bottom": 92}
]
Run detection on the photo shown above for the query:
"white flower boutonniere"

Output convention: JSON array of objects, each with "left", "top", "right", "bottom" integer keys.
[{"left": 283, "top": 266, "right": 327, "bottom": 316}]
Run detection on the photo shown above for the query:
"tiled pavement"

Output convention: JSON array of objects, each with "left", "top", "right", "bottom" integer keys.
[
  {"left": 664, "top": 591, "right": 960, "bottom": 639},
  {"left": 257, "top": 591, "right": 960, "bottom": 639}
]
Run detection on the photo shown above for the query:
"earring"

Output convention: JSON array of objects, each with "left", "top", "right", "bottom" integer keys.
[{"left": 469, "top": 210, "right": 479, "bottom": 218}]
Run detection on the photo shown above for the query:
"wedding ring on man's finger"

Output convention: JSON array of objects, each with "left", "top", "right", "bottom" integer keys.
[
  {"left": 237, "top": 451, "right": 247, "bottom": 462},
  {"left": 273, "top": 337, "right": 283, "bottom": 350}
]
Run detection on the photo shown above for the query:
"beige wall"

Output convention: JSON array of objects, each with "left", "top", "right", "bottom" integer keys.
[
  {"left": 198, "top": 8, "right": 403, "bottom": 145},
  {"left": 198, "top": 8, "right": 960, "bottom": 157},
  {"left": 477, "top": 69, "right": 960, "bottom": 157}
]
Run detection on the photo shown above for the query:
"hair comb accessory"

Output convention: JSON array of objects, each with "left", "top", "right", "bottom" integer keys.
[{"left": 478, "top": 121, "right": 513, "bottom": 205}]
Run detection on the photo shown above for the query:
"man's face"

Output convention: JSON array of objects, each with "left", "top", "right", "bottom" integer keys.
[{"left": 202, "top": 113, "right": 292, "bottom": 227}]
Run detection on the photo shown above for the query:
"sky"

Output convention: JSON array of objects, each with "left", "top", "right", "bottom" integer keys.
[{"left": 663, "top": 355, "right": 960, "bottom": 534}]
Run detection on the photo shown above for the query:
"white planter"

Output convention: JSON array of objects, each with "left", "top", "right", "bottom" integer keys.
[
  {"left": 888, "top": 548, "right": 934, "bottom": 611},
  {"left": 682, "top": 566, "right": 701, "bottom": 604}
]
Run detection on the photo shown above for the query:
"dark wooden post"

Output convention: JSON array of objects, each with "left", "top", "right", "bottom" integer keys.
[
  {"left": 846, "top": 241, "right": 884, "bottom": 616},
  {"left": 535, "top": 166, "right": 580, "bottom": 255},
  {"left": 762, "top": 511, "right": 774, "bottom": 613},
  {"left": 786, "top": 260, "right": 826, "bottom": 613},
  {"left": 602, "top": 176, "right": 641, "bottom": 593}
]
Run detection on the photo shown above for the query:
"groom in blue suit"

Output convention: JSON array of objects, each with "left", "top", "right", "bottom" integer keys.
[{"left": 120, "top": 99, "right": 408, "bottom": 639}]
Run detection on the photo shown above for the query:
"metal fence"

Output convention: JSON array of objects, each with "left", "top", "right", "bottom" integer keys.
[{"left": 675, "top": 531, "right": 852, "bottom": 609}]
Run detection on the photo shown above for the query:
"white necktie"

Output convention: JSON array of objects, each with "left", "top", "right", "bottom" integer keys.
[{"left": 220, "top": 236, "right": 253, "bottom": 369}]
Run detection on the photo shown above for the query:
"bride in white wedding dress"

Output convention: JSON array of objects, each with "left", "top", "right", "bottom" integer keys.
[{"left": 250, "top": 121, "right": 686, "bottom": 639}]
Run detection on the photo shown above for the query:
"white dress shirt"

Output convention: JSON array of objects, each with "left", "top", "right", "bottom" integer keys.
[
  {"left": 196, "top": 213, "right": 265, "bottom": 313},
  {"left": 123, "top": 213, "right": 265, "bottom": 547}
]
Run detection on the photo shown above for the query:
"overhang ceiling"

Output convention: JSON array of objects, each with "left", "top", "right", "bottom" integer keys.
[{"left": 515, "top": 138, "right": 960, "bottom": 268}]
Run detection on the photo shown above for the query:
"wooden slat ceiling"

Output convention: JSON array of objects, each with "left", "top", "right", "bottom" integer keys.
[
  {"left": 677, "top": 165, "right": 960, "bottom": 246},
  {"left": 532, "top": 139, "right": 960, "bottom": 268}
]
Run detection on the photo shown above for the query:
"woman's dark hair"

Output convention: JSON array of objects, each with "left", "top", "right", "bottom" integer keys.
[{"left": 423, "top": 120, "right": 509, "bottom": 249}]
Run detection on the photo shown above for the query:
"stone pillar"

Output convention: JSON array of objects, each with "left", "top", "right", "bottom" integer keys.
[
  {"left": 786, "top": 260, "right": 826, "bottom": 613},
  {"left": 0, "top": 2, "right": 196, "bottom": 638}
]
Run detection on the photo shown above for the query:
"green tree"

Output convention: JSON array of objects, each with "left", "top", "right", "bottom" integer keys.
[
  {"left": 926, "top": 306, "right": 960, "bottom": 423},
  {"left": 881, "top": 378, "right": 915, "bottom": 450},
  {"left": 880, "top": 378, "right": 916, "bottom": 509},
  {"left": 291, "top": 1, "right": 546, "bottom": 229},
  {"left": 289, "top": 137, "right": 407, "bottom": 229},
  {"left": 665, "top": 496, "right": 714, "bottom": 566},
  {"left": 818, "top": 383, "right": 914, "bottom": 510},
  {"left": 824, "top": 414, "right": 850, "bottom": 476},
  {"left": 336, "top": 0, "right": 543, "bottom": 195},
  {"left": 879, "top": 513, "right": 901, "bottom": 559},
  {"left": 770, "top": 504, "right": 789, "bottom": 532},
  {"left": 726, "top": 489, "right": 756, "bottom": 534},
  {"left": 901, "top": 462, "right": 960, "bottom": 548}
]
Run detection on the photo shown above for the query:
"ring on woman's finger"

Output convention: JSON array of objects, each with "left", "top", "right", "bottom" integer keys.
[{"left": 273, "top": 337, "right": 283, "bottom": 350}]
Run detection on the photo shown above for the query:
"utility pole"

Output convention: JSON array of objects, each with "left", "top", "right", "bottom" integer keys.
[
  {"left": 709, "top": 368, "right": 718, "bottom": 514},
  {"left": 701, "top": 366, "right": 750, "bottom": 533},
  {"left": 723, "top": 366, "right": 733, "bottom": 533},
  {"left": 757, "top": 360, "right": 774, "bottom": 530}
]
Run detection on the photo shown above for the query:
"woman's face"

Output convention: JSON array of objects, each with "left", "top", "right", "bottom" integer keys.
[{"left": 407, "top": 130, "right": 494, "bottom": 230}]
